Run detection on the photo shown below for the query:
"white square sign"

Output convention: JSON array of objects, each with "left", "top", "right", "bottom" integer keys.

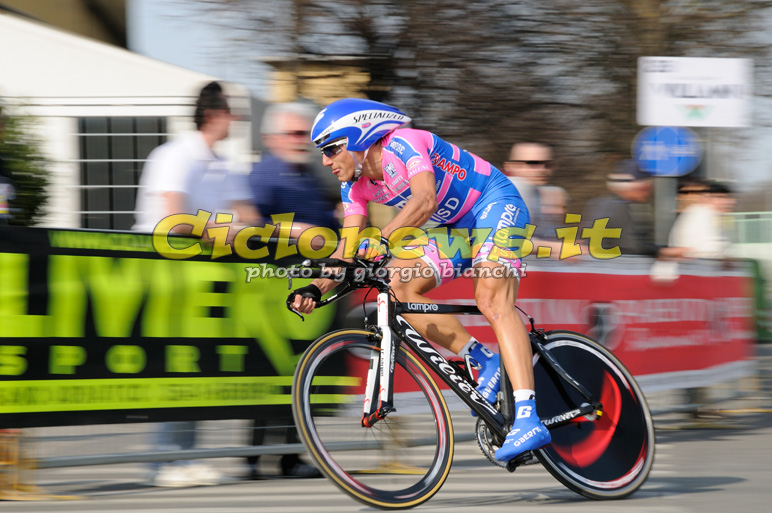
[{"left": 637, "top": 57, "right": 753, "bottom": 128}]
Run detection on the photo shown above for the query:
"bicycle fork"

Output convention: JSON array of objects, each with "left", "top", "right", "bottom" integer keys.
[{"left": 361, "top": 291, "right": 397, "bottom": 428}]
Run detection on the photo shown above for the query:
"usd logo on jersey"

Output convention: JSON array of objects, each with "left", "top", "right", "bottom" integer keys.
[{"left": 385, "top": 163, "right": 397, "bottom": 178}]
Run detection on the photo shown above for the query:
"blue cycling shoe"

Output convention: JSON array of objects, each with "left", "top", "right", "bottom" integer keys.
[
  {"left": 469, "top": 342, "right": 500, "bottom": 416},
  {"left": 494, "top": 399, "right": 551, "bottom": 462}
]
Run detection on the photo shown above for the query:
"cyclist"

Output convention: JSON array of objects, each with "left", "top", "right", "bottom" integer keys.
[{"left": 288, "top": 98, "right": 550, "bottom": 462}]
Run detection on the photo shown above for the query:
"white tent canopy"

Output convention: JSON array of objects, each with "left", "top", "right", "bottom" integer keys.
[
  {"left": 0, "top": 12, "right": 252, "bottom": 228},
  {"left": 0, "top": 12, "right": 250, "bottom": 117}
]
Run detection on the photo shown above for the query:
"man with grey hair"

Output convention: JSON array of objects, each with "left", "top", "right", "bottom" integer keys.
[
  {"left": 245, "top": 102, "right": 338, "bottom": 479},
  {"left": 248, "top": 102, "right": 340, "bottom": 233}
]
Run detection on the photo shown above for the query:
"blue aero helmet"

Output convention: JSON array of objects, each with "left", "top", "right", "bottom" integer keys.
[{"left": 311, "top": 98, "right": 411, "bottom": 154}]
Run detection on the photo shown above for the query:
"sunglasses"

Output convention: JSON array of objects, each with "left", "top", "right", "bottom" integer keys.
[
  {"left": 320, "top": 140, "right": 347, "bottom": 158},
  {"left": 509, "top": 160, "right": 551, "bottom": 166},
  {"left": 282, "top": 130, "right": 311, "bottom": 137}
]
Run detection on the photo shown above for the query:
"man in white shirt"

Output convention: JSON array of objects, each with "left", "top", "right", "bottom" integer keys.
[
  {"left": 133, "top": 81, "right": 255, "bottom": 488},
  {"left": 133, "top": 81, "right": 255, "bottom": 234}
]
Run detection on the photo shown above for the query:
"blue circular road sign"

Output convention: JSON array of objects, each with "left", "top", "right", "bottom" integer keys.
[{"left": 632, "top": 126, "right": 702, "bottom": 177}]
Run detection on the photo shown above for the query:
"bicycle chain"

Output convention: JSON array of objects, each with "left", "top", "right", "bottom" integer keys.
[{"left": 475, "top": 417, "right": 508, "bottom": 468}]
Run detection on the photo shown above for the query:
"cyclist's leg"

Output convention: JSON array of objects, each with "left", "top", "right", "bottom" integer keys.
[
  {"left": 472, "top": 260, "right": 550, "bottom": 461},
  {"left": 466, "top": 187, "right": 550, "bottom": 461},
  {"left": 471, "top": 261, "right": 532, "bottom": 391},
  {"left": 389, "top": 239, "right": 501, "bottom": 406}
]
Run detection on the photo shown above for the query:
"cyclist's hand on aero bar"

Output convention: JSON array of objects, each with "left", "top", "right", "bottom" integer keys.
[
  {"left": 288, "top": 284, "right": 322, "bottom": 315},
  {"left": 357, "top": 236, "right": 391, "bottom": 262}
]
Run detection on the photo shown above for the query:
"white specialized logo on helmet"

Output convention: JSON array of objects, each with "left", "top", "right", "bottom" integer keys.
[{"left": 338, "top": 110, "right": 408, "bottom": 146}]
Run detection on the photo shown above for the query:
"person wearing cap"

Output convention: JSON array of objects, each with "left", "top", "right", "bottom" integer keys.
[
  {"left": 291, "top": 98, "right": 551, "bottom": 463},
  {"left": 582, "top": 159, "right": 657, "bottom": 256}
]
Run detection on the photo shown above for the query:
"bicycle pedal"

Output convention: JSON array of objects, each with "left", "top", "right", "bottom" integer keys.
[{"left": 505, "top": 451, "right": 534, "bottom": 473}]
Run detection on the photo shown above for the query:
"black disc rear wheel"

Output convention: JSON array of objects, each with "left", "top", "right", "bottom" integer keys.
[{"left": 533, "top": 331, "right": 655, "bottom": 499}]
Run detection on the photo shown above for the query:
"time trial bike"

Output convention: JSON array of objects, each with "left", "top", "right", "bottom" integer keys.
[{"left": 286, "top": 256, "right": 654, "bottom": 510}]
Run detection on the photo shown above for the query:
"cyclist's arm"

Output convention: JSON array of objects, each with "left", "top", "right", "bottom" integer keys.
[
  {"left": 291, "top": 213, "right": 366, "bottom": 313},
  {"left": 381, "top": 171, "right": 437, "bottom": 239}
]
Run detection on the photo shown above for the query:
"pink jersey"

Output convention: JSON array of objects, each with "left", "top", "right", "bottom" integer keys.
[{"left": 341, "top": 128, "right": 495, "bottom": 225}]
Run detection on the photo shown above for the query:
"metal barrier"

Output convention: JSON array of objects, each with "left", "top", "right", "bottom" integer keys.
[{"left": 26, "top": 367, "right": 770, "bottom": 471}]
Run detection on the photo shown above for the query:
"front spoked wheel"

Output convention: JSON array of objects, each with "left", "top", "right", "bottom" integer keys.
[
  {"left": 533, "top": 331, "right": 655, "bottom": 499},
  {"left": 292, "top": 330, "right": 454, "bottom": 510}
]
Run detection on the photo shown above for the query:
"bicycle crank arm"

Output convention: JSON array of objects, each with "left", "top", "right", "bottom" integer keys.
[
  {"left": 542, "top": 403, "right": 602, "bottom": 429},
  {"left": 361, "top": 403, "right": 396, "bottom": 428}
]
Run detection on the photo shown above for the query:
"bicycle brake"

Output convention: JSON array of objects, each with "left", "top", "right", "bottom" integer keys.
[{"left": 361, "top": 404, "right": 396, "bottom": 428}]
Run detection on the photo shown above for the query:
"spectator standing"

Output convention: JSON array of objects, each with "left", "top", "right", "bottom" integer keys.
[
  {"left": 133, "top": 82, "right": 256, "bottom": 234},
  {"left": 245, "top": 102, "right": 335, "bottom": 479},
  {"left": 133, "top": 81, "right": 255, "bottom": 487},
  {"left": 537, "top": 185, "right": 569, "bottom": 240},
  {"left": 582, "top": 159, "right": 658, "bottom": 256},
  {"left": 0, "top": 171, "right": 14, "bottom": 225},
  {"left": 503, "top": 142, "right": 569, "bottom": 257},
  {"left": 661, "top": 180, "right": 736, "bottom": 419}
]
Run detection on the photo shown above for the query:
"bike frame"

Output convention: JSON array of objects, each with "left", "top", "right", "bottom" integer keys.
[{"left": 362, "top": 289, "right": 603, "bottom": 441}]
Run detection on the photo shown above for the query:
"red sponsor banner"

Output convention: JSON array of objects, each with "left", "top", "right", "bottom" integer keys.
[{"left": 427, "top": 258, "right": 756, "bottom": 389}]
